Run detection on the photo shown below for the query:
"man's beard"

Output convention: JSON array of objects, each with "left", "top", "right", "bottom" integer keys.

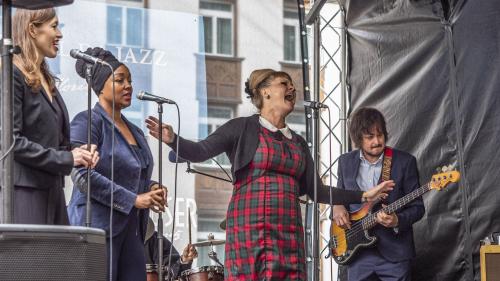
[{"left": 363, "top": 145, "right": 384, "bottom": 158}]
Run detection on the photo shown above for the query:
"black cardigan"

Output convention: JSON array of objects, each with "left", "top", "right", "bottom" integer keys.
[{"left": 169, "top": 114, "right": 363, "bottom": 205}]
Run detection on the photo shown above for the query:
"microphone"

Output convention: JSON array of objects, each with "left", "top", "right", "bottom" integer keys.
[
  {"left": 168, "top": 150, "right": 188, "bottom": 163},
  {"left": 303, "top": 101, "right": 328, "bottom": 109},
  {"left": 137, "top": 91, "right": 176, "bottom": 104},
  {"left": 70, "top": 49, "right": 110, "bottom": 65}
]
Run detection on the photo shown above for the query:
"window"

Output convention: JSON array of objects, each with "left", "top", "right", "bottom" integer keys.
[
  {"left": 283, "top": 1, "right": 300, "bottom": 62},
  {"left": 107, "top": 6, "right": 144, "bottom": 47},
  {"left": 200, "top": 1, "right": 233, "bottom": 56},
  {"left": 198, "top": 105, "right": 234, "bottom": 166}
]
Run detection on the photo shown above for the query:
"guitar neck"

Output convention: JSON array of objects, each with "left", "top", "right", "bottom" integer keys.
[{"left": 363, "top": 183, "right": 430, "bottom": 230}]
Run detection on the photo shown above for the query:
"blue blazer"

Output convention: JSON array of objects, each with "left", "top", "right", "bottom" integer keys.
[
  {"left": 68, "top": 103, "right": 155, "bottom": 238},
  {"left": 336, "top": 148, "right": 425, "bottom": 262}
]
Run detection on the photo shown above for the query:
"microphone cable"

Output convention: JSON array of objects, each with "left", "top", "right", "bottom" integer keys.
[
  {"left": 211, "top": 156, "right": 232, "bottom": 182},
  {"left": 165, "top": 102, "right": 181, "bottom": 281},
  {"left": 0, "top": 136, "right": 15, "bottom": 162},
  {"left": 326, "top": 106, "right": 335, "bottom": 281},
  {"left": 107, "top": 66, "right": 116, "bottom": 281}
]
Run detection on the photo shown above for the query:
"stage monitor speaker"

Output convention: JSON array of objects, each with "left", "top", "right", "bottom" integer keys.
[
  {"left": 481, "top": 244, "right": 500, "bottom": 281},
  {"left": 0, "top": 224, "right": 106, "bottom": 281}
]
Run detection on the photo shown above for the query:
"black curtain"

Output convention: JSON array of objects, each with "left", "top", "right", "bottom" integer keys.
[{"left": 343, "top": 0, "right": 500, "bottom": 280}]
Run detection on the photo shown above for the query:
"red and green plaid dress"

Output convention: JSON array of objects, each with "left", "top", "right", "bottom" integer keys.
[{"left": 225, "top": 126, "right": 306, "bottom": 280}]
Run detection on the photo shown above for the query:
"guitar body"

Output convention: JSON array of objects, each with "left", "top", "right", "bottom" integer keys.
[
  {"left": 330, "top": 202, "right": 378, "bottom": 265},
  {"left": 329, "top": 169, "right": 460, "bottom": 265}
]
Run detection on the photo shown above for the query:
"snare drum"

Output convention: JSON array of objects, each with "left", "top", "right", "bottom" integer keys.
[
  {"left": 180, "top": 266, "right": 224, "bottom": 281},
  {"left": 146, "top": 264, "right": 172, "bottom": 281}
]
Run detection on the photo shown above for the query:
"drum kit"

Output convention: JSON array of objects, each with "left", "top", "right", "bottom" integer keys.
[{"left": 146, "top": 217, "right": 227, "bottom": 281}]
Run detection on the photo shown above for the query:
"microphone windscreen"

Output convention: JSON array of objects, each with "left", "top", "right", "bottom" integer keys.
[{"left": 74, "top": 48, "right": 94, "bottom": 79}]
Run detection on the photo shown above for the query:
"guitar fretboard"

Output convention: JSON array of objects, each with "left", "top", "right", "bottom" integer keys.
[{"left": 362, "top": 182, "right": 430, "bottom": 230}]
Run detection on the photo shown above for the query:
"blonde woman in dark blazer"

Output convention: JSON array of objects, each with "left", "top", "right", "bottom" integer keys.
[{"left": 11, "top": 8, "right": 98, "bottom": 224}]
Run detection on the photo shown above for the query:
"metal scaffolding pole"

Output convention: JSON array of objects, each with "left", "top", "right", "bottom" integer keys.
[
  {"left": 340, "top": 4, "right": 349, "bottom": 154},
  {"left": 1, "top": 0, "right": 15, "bottom": 224},
  {"left": 299, "top": 0, "right": 351, "bottom": 280}
]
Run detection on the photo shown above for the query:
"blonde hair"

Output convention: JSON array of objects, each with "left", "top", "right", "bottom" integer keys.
[
  {"left": 12, "top": 8, "right": 57, "bottom": 92},
  {"left": 245, "top": 69, "right": 292, "bottom": 110}
]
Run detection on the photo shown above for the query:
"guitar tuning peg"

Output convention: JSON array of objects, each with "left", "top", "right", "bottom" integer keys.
[
  {"left": 448, "top": 164, "right": 455, "bottom": 171},
  {"left": 436, "top": 167, "right": 442, "bottom": 173},
  {"left": 442, "top": 166, "right": 449, "bottom": 172}
]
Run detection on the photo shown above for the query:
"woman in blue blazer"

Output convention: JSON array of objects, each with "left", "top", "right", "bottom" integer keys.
[{"left": 68, "top": 47, "right": 166, "bottom": 281}]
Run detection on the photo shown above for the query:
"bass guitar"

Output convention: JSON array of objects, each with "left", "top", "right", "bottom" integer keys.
[{"left": 330, "top": 169, "right": 460, "bottom": 265}]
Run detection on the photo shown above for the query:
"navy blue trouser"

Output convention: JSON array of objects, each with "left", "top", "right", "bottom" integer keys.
[
  {"left": 107, "top": 208, "right": 146, "bottom": 281},
  {"left": 347, "top": 248, "right": 411, "bottom": 281}
]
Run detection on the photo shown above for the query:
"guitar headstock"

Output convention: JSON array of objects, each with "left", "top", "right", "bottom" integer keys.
[{"left": 430, "top": 166, "right": 460, "bottom": 190}]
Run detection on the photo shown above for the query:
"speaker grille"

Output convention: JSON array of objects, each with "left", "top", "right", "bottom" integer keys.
[{"left": 0, "top": 225, "right": 106, "bottom": 281}]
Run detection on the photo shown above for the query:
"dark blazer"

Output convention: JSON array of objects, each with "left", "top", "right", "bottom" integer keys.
[
  {"left": 336, "top": 148, "right": 425, "bottom": 262},
  {"left": 68, "top": 103, "right": 154, "bottom": 238},
  {"left": 12, "top": 66, "right": 73, "bottom": 189},
  {"left": 171, "top": 114, "right": 364, "bottom": 205}
]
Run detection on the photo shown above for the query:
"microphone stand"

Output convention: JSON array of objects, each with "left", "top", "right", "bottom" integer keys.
[
  {"left": 185, "top": 162, "right": 232, "bottom": 183},
  {"left": 85, "top": 63, "right": 93, "bottom": 227},
  {"left": 156, "top": 102, "right": 165, "bottom": 281}
]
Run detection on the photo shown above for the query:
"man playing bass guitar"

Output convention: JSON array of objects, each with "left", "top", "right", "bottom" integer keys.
[{"left": 333, "top": 107, "right": 425, "bottom": 281}]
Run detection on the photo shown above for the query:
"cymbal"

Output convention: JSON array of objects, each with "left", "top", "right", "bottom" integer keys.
[{"left": 192, "top": 239, "right": 225, "bottom": 247}]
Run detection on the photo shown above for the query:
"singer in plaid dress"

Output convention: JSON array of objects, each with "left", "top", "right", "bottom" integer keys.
[
  {"left": 225, "top": 126, "right": 307, "bottom": 280},
  {"left": 146, "top": 69, "right": 391, "bottom": 280}
]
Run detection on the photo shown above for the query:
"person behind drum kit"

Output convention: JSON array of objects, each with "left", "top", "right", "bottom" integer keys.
[
  {"left": 145, "top": 68, "right": 394, "bottom": 280},
  {"left": 144, "top": 218, "right": 197, "bottom": 281},
  {"left": 68, "top": 47, "right": 167, "bottom": 281},
  {"left": 8, "top": 8, "right": 99, "bottom": 224}
]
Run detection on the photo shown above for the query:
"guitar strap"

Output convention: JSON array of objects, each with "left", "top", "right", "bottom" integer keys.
[{"left": 380, "top": 146, "right": 393, "bottom": 183}]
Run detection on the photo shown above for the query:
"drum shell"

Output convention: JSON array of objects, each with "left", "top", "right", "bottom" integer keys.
[{"left": 180, "top": 266, "right": 223, "bottom": 281}]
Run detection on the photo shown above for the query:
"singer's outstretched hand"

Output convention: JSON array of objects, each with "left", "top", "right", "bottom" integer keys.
[
  {"left": 145, "top": 116, "right": 174, "bottom": 144},
  {"left": 361, "top": 180, "right": 395, "bottom": 202}
]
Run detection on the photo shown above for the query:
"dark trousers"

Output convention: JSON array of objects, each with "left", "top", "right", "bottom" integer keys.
[
  {"left": 107, "top": 208, "right": 146, "bottom": 281},
  {"left": 12, "top": 186, "right": 69, "bottom": 225},
  {"left": 347, "top": 248, "right": 411, "bottom": 281}
]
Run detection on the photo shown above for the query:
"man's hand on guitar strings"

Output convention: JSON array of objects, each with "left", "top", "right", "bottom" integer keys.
[{"left": 376, "top": 204, "right": 399, "bottom": 228}]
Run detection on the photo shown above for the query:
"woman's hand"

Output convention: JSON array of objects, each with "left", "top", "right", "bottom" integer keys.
[
  {"left": 71, "top": 144, "right": 99, "bottom": 168},
  {"left": 134, "top": 188, "right": 166, "bottom": 212},
  {"left": 362, "top": 180, "right": 395, "bottom": 202},
  {"left": 150, "top": 183, "right": 168, "bottom": 211},
  {"left": 145, "top": 116, "right": 174, "bottom": 144}
]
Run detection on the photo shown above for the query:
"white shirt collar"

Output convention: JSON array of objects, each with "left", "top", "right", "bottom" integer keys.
[{"left": 259, "top": 116, "right": 293, "bottom": 140}]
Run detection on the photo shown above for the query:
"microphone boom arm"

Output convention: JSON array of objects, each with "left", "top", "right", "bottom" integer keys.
[{"left": 186, "top": 162, "right": 232, "bottom": 183}]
